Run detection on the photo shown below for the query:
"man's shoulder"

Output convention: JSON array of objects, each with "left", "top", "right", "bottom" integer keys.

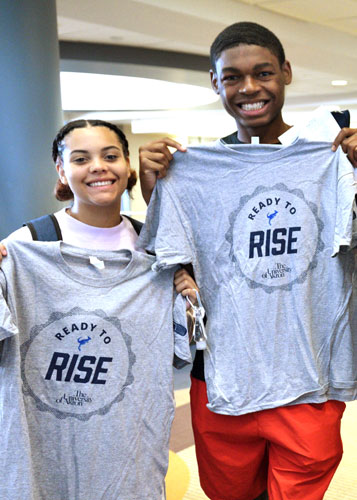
[
  {"left": 221, "top": 131, "right": 242, "bottom": 144},
  {"left": 331, "top": 110, "right": 350, "bottom": 129}
]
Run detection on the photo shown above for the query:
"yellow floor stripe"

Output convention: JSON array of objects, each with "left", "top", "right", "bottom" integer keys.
[
  {"left": 166, "top": 450, "right": 190, "bottom": 500},
  {"left": 175, "top": 388, "right": 191, "bottom": 408},
  {"left": 177, "top": 446, "right": 209, "bottom": 500}
]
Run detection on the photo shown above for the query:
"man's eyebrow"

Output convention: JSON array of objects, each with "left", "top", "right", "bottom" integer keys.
[
  {"left": 221, "top": 67, "right": 241, "bottom": 73},
  {"left": 253, "top": 62, "right": 274, "bottom": 70},
  {"left": 221, "top": 62, "right": 274, "bottom": 73}
]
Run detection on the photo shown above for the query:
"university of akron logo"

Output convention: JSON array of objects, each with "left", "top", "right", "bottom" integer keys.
[
  {"left": 225, "top": 183, "right": 324, "bottom": 293},
  {"left": 20, "top": 307, "right": 136, "bottom": 420}
]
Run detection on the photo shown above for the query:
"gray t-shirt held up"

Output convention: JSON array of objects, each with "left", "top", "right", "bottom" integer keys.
[
  {"left": 139, "top": 138, "right": 357, "bottom": 416},
  {"left": 0, "top": 241, "right": 191, "bottom": 500}
]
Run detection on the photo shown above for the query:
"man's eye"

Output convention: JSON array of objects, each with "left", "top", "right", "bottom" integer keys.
[
  {"left": 259, "top": 71, "right": 272, "bottom": 77},
  {"left": 223, "top": 75, "right": 238, "bottom": 81}
]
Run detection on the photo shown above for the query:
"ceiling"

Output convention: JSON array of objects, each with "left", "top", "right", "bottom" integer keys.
[{"left": 56, "top": 0, "right": 357, "bottom": 131}]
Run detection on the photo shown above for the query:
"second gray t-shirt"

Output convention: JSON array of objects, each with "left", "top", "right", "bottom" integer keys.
[{"left": 139, "top": 138, "right": 357, "bottom": 416}]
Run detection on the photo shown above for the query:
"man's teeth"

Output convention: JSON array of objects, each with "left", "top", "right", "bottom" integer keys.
[
  {"left": 89, "top": 180, "right": 113, "bottom": 187},
  {"left": 241, "top": 101, "right": 265, "bottom": 111}
]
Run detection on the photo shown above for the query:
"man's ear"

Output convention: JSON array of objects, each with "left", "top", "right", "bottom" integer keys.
[
  {"left": 210, "top": 69, "right": 220, "bottom": 95},
  {"left": 282, "top": 60, "right": 292, "bottom": 86}
]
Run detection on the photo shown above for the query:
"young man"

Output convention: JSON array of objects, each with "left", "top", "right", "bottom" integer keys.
[{"left": 138, "top": 22, "right": 357, "bottom": 500}]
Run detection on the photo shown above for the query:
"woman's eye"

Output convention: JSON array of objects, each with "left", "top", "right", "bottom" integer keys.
[
  {"left": 73, "top": 157, "right": 87, "bottom": 164},
  {"left": 106, "top": 154, "right": 118, "bottom": 161}
]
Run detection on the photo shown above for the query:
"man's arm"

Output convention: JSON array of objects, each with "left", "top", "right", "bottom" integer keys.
[{"left": 139, "top": 137, "right": 186, "bottom": 204}]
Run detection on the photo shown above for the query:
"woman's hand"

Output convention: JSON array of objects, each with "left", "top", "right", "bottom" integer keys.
[
  {"left": 0, "top": 243, "right": 7, "bottom": 265},
  {"left": 174, "top": 267, "right": 198, "bottom": 306}
]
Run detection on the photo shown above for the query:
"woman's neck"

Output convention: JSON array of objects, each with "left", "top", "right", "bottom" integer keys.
[{"left": 66, "top": 204, "right": 122, "bottom": 228}]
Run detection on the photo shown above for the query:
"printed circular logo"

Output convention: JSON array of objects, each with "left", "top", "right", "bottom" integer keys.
[
  {"left": 225, "top": 184, "right": 324, "bottom": 293},
  {"left": 21, "top": 307, "right": 135, "bottom": 420}
]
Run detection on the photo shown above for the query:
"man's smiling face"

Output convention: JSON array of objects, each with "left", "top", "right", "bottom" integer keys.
[{"left": 210, "top": 44, "right": 292, "bottom": 143}]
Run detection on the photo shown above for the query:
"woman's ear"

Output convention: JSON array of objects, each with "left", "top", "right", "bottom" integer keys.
[{"left": 56, "top": 160, "right": 68, "bottom": 185}]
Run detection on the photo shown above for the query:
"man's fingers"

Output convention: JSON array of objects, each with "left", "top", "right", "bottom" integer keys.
[
  {"left": 332, "top": 128, "right": 348, "bottom": 151},
  {"left": 139, "top": 138, "right": 186, "bottom": 155},
  {"left": 332, "top": 128, "right": 357, "bottom": 168},
  {"left": 332, "top": 128, "right": 357, "bottom": 149},
  {"left": 154, "top": 137, "right": 186, "bottom": 152},
  {"left": 140, "top": 152, "right": 171, "bottom": 171},
  {"left": 347, "top": 145, "right": 357, "bottom": 167}
]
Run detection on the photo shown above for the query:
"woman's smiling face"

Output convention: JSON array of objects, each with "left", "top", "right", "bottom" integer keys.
[{"left": 57, "top": 126, "right": 131, "bottom": 215}]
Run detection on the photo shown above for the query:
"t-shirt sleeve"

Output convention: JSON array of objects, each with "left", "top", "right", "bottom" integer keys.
[
  {"left": 332, "top": 149, "right": 357, "bottom": 256},
  {"left": 172, "top": 292, "right": 192, "bottom": 369},
  {"left": 2, "top": 225, "right": 33, "bottom": 243},
  {"left": 138, "top": 180, "right": 194, "bottom": 270},
  {"left": 0, "top": 270, "right": 18, "bottom": 342}
]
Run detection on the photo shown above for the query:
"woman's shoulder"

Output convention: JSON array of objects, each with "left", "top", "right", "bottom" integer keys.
[
  {"left": 3, "top": 209, "right": 64, "bottom": 244},
  {"left": 3, "top": 225, "right": 33, "bottom": 243}
]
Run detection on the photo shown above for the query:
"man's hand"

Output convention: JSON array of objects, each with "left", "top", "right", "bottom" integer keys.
[
  {"left": 139, "top": 138, "right": 186, "bottom": 204},
  {"left": 332, "top": 128, "right": 357, "bottom": 167}
]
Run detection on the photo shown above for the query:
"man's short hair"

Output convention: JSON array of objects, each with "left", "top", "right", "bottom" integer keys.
[{"left": 210, "top": 22, "right": 286, "bottom": 71}]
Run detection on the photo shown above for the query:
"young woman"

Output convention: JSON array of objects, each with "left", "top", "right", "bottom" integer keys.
[{"left": 0, "top": 119, "right": 196, "bottom": 500}]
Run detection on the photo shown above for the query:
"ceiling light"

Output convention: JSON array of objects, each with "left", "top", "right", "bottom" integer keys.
[
  {"left": 331, "top": 80, "right": 348, "bottom": 86},
  {"left": 60, "top": 72, "right": 219, "bottom": 111}
]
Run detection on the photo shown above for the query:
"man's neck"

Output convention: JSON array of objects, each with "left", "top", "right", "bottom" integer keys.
[{"left": 237, "top": 121, "right": 292, "bottom": 145}]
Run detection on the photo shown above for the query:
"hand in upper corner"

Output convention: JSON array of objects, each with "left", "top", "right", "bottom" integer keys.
[
  {"left": 139, "top": 138, "right": 186, "bottom": 205},
  {"left": 332, "top": 128, "right": 357, "bottom": 167}
]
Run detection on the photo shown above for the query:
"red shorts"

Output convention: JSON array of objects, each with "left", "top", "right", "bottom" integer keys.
[{"left": 190, "top": 377, "right": 345, "bottom": 500}]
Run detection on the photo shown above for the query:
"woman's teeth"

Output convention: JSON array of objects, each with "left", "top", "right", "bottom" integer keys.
[{"left": 89, "top": 180, "right": 113, "bottom": 187}]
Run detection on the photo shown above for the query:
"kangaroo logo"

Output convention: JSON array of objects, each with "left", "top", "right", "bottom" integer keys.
[
  {"left": 77, "top": 336, "right": 91, "bottom": 351},
  {"left": 267, "top": 210, "right": 278, "bottom": 226}
]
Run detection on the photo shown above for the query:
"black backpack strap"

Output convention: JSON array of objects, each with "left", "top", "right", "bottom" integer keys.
[
  {"left": 24, "top": 214, "right": 62, "bottom": 241},
  {"left": 124, "top": 215, "right": 143, "bottom": 235},
  {"left": 331, "top": 110, "right": 350, "bottom": 129}
]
